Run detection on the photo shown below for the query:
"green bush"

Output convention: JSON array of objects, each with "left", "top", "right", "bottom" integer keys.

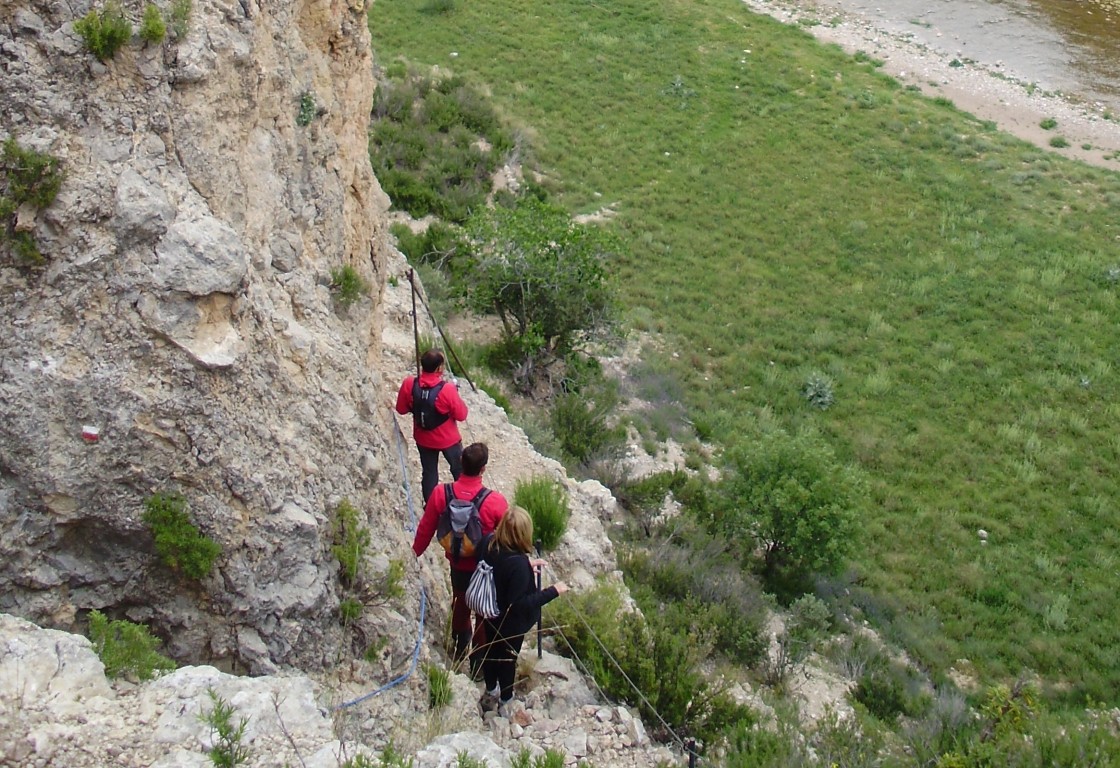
[
  {"left": 548, "top": 582, "right": 752, "bottom": 746},
  {"left": 142, "top": 492, "right": 221, "bottom": 580},
  {"left": 550, "top": 388, "right": 625, "bottom": 466},
  {"left": 513, "top": 476, "right": 569, "bottom": 551},
  {"left": 330, "top": 264, "right": 369, "bottom": 308},
  {"left": 331, "top": 499, "right": 370, "bottom": 586},
  {"left": 88, "top": 609, "right": 175, "bottom": 680},
  {"left": 1, "top": 138, "right": 63, "bottom": 265},
  {"left": 297, "top": 91, "right": 317, "bottom": 126},
  {"left": 74, "top": 1, "right": 133, "bottom": 63},
  {"left": 711, "top": 430, "right": 864, "bottom": 595},
  {"left": 138, "top": 4, "right": 166, "bottom": 43},
  {"left": 511, "top": 748, "right": 566, "bottom": 768}
]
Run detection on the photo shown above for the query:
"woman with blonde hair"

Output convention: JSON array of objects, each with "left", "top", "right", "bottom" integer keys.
[{"left": 478, "top": 506, "right": 568, "bottom": 715}]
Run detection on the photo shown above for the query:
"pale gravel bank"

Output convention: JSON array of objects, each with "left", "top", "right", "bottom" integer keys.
[{"left": 741, "top": 0, "right": 1120, "bottom": 170}]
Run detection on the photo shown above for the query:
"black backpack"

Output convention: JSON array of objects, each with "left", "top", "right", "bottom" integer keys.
[
  {"left": 411, "top": 379, "right": 450, "bottom": 430},
  {"left": 436, "top": 484, "right": 492, "bottom": 560}
]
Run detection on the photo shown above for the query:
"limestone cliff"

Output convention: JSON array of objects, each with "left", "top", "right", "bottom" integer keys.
[{"left": 0, "top": 0, "right": 396, "bottom": 673}]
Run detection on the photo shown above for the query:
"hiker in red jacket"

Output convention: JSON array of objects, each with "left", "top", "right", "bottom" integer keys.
[
  {"left": 412, "top": 442, "right": 509, "bottom": 671},
  {"left": 396, "top": 349, "right": 469, "bottom": 502}
]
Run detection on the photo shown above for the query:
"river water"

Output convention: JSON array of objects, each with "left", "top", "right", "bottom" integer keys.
[{"left": 822, "top": 0, "right": 1120, "bottom": 111}]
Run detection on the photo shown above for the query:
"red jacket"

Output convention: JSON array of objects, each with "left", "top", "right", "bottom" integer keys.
[
  {"left": 395, "top": 370, "right": 468, "bottom": 449},
  {"left": 412, "top": 474, "right": 508, "bottom": 572}
]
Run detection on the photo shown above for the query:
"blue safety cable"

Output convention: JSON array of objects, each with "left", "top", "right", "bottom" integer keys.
[
  {"left": 333, "top": 411, "right": 426, "bottom": 710},
  {"left": 334, "top": 586, "right": 427, "bottom": 710}
]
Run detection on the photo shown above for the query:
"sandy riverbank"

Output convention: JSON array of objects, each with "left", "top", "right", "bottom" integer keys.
[{"left": 741, "top": 0, "right": 1120, "bottom": 170}]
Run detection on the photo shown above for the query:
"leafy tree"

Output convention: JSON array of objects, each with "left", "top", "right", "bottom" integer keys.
[
  {"left": 713, "top": 431, "right": 863, "bottom": 592},
  {"left": 461, "top": 197, "right": 618, "bottom": 375}
]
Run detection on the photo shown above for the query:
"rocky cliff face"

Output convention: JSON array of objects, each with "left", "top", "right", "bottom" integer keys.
[{"left": 0, "top": 0, "right": 395, "bottom": 673}]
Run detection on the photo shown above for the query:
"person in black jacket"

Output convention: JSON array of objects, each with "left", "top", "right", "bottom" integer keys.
[{"left": 478, "top": 506, "right": 568, "bottom": 715}]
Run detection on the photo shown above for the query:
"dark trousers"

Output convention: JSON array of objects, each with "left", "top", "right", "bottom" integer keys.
[
  {"left": 419, "top": 441, "right": 463, "bottom": 503},
  {"left": 449, "top": 566, "right": 487, "bottom": 666},
  {"left": 481, "top": 618, "right": 526, "bottom": 703}
]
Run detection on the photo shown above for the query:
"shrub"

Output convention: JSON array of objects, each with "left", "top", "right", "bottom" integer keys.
[
  {"left": 201, "top": 688, "right": 251, "bottom": 768},
  {"left": 168, "top": 0, "right": 192, "bottom": 40},
  {"left": 332, "top": 499, "right": 370, "bottom": 587},
  {"left": 548, "top": 582, "right": 752, "bottom": 746},
  {"left": 425, "top": 662, "right": 452, "bottom": 709},
  {"left": 139, "top": 4, "right": 166, "bottom": 43},
  {"left": 87, "top": 609, "right": 175, "bottom": 680},
  {"left": 713, "top": 430, "right": 864, "bottom": 593},
  {"left": 511, "top": 748, "right": 566, "bottom": 768},
  {"left": 330, "top": 264, "right": 369, "bottom": 307},
  {"left": 1, "top": 138, "right": 63, "bottom": 265},
  {"left": 803, "top": 370, "right": 835, "bottom": 409},
  {"left": 550, "top": 388, "right": 625, "bottom": 466},
  {"left": 1049, "top": 136, "right": 1070, "bottom": 148},
  {"left": 74, "top": 2, "right": 133, "bottom": 63},
  {"left": 1039, "top": 117, "right": 1058, "bottom": 130},
  {"left": 513, "top": 476, "right": 569, "bottom": 551},
  {"left": 297, "top": 91, "right": 317, "bottom": 126},
  {"left": 142, "top": 492, "right": 221, "bottom": 580}
]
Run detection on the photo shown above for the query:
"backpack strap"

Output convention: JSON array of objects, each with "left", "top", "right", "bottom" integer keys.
[
  {"left": 443, "top": 482, "right": 456, "bottom": 508},
  {"left": 471, "top": 488, "right": 491, "bottom": 512}
]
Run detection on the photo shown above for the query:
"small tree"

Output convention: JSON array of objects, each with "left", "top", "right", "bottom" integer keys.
[
  {"left": 462, "top": 197, "right": 618, "bottom": 376},
  {"left": 88, "top": 609, "right": 176, "bottom": 680},
  {"left": 74, "top": 1, "right": 133, "bottom": 62},
  {"left": 716, "top": 431, "right": 863, "bottom": 592},
  {"left": 142, "top": 491, "right": 221, "bottom": 580}
]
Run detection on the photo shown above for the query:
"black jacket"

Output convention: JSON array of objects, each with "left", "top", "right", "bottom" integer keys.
[{"left": 481, "top": 538, "right": 559, "bottom": 638}]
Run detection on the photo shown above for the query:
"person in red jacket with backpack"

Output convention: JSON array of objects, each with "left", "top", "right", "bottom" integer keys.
[
  {"left": 396, "top": 349, "right": 469, "bottom": 502},
  {"left": 412, "top": 442, "right": 509, "bottom": 672}
]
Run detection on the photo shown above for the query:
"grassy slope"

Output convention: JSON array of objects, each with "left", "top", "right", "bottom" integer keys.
[{"left": 369, "top": 0, "right": 1120, "bottom": 703}]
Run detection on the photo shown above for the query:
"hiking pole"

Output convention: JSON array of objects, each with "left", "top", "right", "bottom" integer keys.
[
  {"left": 535, "top": 539, "right": 543, "bottom": 659},
  {"left": 409, "top": 270, "right": 421, "bottom": 382}
]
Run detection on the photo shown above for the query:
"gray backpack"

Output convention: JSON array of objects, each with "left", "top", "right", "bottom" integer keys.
[{"left": 436, "top": 484, "right": 491, "bottom": 559}]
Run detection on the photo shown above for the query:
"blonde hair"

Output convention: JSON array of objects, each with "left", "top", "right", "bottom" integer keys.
[{"left": 494, "top": 506, "right": 534, "bottom": 554}]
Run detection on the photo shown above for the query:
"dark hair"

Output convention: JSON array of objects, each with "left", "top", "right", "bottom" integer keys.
[
  {"left": 461, "top": 442, "right": 488, "bottom": 476},
  {"left": 420, "top": 349, "right": 445, "bottom": 373}
]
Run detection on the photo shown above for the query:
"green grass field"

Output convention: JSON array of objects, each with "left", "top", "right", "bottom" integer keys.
[{"left": 368, "top": 0, "right": 1120, "bottom": 704}]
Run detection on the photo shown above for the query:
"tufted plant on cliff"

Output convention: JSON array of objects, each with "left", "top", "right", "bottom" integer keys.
[
  {"left": 331, "top": 498, "right": 371, "bottom": 588},
  {"left": 88, "top": 609, "right": 175, "bottom": 680},
  {"left": 513, "top": 476, "right": 569, "bottom": 551},
  {"left": 138, "top": 4, "right": 166, "bottom": 44},
  {"left": 74, "top": 1, "right": 133, "bottom": 63},
  {"left": 168, "top": 0, "right": 193, "bottom": 40},
  {"left": 142, "top": 491, "right": 222, "bottom": 580},
  {"left": 0, "top": 138, "right": 63, "bottom": 265},
  {"left": 330, "top": 264, "right": 369, "bottom": 308}
]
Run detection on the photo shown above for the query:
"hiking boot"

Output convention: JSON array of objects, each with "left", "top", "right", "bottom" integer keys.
[
  {"left": 478, "top": 691, "right": 499, "bottom": 717},
  {"left": 496, "top": 698, "right": 518, "bottom": 720}
]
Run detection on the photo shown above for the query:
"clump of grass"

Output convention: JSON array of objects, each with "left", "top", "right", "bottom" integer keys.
[
  {"left": 74, "top": 1, "right": 133, "bottom": 63},
  {"left": 513, "top": 476, "right": 569, "bottom": 551},
  {"left": 330, "top": 264, "right": 369, "bottom": 307},
  {"left": 1049, "top": 136, "right": 1070, "bottom": 148},
  {"left": 1039, "top": 117, "right": 1058, "bottom": 130},
  {"left": 88, "top": 609, "right": 175, "bottom": 680},
  {"left": 424, "top": 662, "right": 452, "bottom": 708},
  {"left": 139, "top": 4, "right": 166, "bottom": 43},
  {"left": 340, "top": 597, "right": 363, "bottom": 625},
  {"left": 168, "top": 0, "right": 192, "bottom": 40},
  {"left": 142, "top": 491, "right": 221, "bottom": 580}
]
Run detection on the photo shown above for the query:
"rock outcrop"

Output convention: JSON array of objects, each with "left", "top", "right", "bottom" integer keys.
[{"left": 1, "top": 0, "right": 391, "bottom": 673}]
